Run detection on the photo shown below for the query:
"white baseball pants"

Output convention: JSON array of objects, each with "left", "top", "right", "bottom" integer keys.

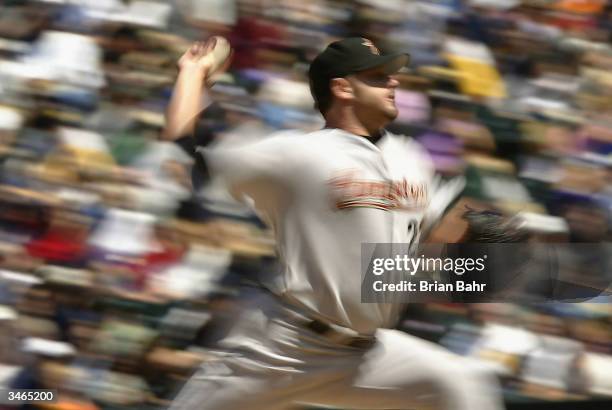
[{"left": 169, "top": 289, "right": 504, "bottom": 410}]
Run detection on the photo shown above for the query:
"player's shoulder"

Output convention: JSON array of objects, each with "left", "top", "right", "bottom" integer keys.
[
  {"left": 383, "top": 130, "right": 435, "bottom": 171},
  {"left": 383, "top": 130, "right": 429, "bottom": 154},
  {"left": 271, "top": 127, "right": 334, "bottom": 139},
  {"left": 263, "top": 128, "right": 307, "bottom": 142},
  {"left": 263, "top": 127, "right": 338, "bottom": 146}
]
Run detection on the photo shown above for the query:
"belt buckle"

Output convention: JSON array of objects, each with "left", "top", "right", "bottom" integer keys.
[
  {"left": 347, "top": 337, "right": 375, "bottom": 349},
  {"left": 310, "top": 320, "right": 374, "bottom": 349}
]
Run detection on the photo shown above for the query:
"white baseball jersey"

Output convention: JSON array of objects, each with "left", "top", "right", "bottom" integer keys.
[{"left": 205, "top": 128, "right": 457, "bottom": 334}]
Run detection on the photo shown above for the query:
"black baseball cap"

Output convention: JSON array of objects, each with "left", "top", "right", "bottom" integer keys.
[{"left": 308, "top": 38, "right": 410, "bottom": 108}]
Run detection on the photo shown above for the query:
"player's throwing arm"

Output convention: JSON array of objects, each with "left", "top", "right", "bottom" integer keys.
[{"left": 162, "top": 37, "right": 233, "bottom": 141}]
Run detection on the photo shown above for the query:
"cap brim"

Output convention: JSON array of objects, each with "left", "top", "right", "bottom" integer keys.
[{"left": 355, "top": 53, "right": 410, "bottom": 75}]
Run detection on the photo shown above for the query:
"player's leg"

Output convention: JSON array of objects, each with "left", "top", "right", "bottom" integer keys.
[
  {"left": 168, "top": 287, "right": 299, "bottom": 410},
  {"left": 168, "top": 354, "right": 295, "bottom": 410},
  {"left": 297, "top": 329, "right": 504, "bottom": 410},
  {"left": 167, "top": 286, "right": 366, "bottom": 410}
]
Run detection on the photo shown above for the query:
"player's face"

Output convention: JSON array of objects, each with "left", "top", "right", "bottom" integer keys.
[{"left": 348, "top": 66, "right": 400, "bottom": 125}]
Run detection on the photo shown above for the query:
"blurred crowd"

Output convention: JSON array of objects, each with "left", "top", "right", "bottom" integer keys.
[{"left": 0, "top": 0, "right": 611, "bottom": 409}]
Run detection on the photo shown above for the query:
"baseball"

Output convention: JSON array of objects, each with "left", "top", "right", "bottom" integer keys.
[{"left": 205, "top": 36, "right": 232, "bottom": 82}]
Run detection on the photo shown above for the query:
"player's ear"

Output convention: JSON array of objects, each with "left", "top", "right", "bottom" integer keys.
[{"left": 330, "top": 78, "right": 353, "bottom": 101}]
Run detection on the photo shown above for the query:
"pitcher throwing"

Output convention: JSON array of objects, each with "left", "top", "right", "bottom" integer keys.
[{"left": 164, "top": 37, "right": 504, "bottom": 410}]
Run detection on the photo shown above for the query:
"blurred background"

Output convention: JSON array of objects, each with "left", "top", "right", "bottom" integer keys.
[{"left": 0, "top": 0, "right": 611, "bottom": 409}]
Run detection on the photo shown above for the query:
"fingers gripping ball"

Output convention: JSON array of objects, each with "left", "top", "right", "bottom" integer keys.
[
  {"left": 202, "top": 36, "right": 232, "bottom": 83},
  {"left": 179, "top": 36, "right": 233, "bottom": 84}
]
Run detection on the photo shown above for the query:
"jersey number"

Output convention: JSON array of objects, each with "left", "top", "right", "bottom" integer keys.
[{"left": 407, "top": 219, "right": 420, "bottom": 255}]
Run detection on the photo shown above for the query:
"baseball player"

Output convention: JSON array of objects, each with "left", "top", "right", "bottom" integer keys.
[{"left": 164, "top": 37, "right": 504, "bottom": 410}]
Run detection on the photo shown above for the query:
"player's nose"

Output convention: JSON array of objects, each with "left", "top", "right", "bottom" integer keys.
[{"left": 388, "top": 76, "right": 399, "bottom": 88}]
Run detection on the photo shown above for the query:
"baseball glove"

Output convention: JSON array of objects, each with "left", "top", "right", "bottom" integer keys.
[{"left": 462, "top": 207, "right": 529, "bottom": 243}]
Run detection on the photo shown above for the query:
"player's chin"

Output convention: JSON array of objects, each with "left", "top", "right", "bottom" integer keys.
[
  {"left": 383, "top": 107, "right": 398, "bottom": 121},
  {"left": 382, "top": 99, "right": 398, "bottom": 118}
]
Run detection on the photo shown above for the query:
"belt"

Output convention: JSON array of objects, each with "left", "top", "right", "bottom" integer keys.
[
  {"left": 254, "top": 285, "right": 376, "bottom": 349},
  {"left": 304, "top": 318, "right": 376, "bottom": 349}
]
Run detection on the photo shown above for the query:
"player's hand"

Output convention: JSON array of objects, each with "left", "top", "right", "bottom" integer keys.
[{"left": 178, "top": 38, "right": 233, "bottom": 81}]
